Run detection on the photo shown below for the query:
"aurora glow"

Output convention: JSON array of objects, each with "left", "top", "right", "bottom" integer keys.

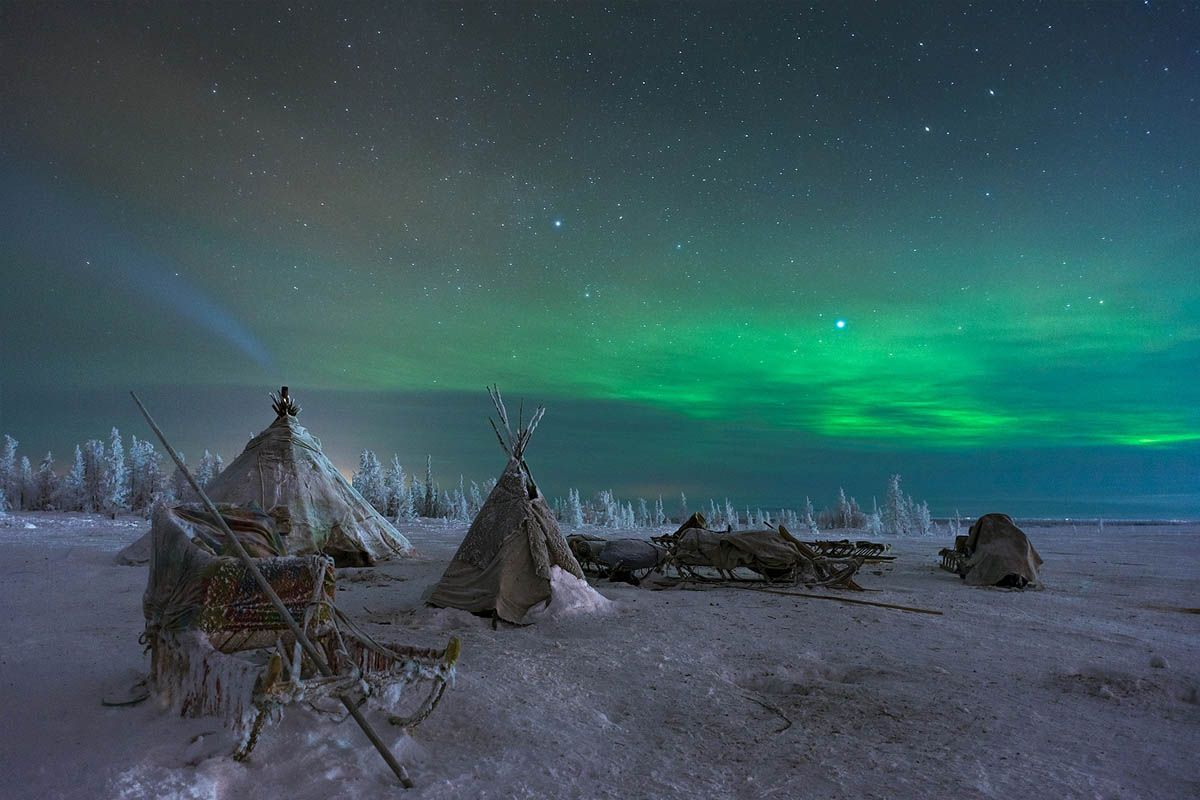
[{"left": 1, "top": 3, "right": 1197, "bottom": 516}]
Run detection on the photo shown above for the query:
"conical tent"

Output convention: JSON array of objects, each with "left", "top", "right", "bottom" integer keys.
[
  {"left": 203, "top": 387, "right": 412, "bottom": 566},
  {"left": 427, "top": 388, "right": 583, "bottom": 623}
]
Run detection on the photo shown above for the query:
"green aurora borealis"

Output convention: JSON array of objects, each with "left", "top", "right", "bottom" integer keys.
[{"left": 2, "top": 3, "right": 1198, "bottom": 515}]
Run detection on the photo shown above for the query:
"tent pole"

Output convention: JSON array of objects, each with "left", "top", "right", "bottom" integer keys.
[{"left": 130, "top": 391, "right": 415, "bottom": 789}]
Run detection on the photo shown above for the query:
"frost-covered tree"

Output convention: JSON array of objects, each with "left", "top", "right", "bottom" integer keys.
[
  {"left": 80, "top": 439, "right": 108, "bottom": 513},
  {"left": 724, "top": 499, "right": 737, "bottom": 529},
  {"left": 913, "top": 500, "right": 932, "bottom": 536},
  {"left": 383, "top": 456, "right": 407, "bottom": 518},
  {"left": 678, "top": 492, "right": 688, "bottom": 522},
  {"left": 32, "top": 452, "right": 58, "bottom": 511},
  {"left": 636, "top": 498, "right": 650, "bottom": 528},
  {"left": 194, "top": 449, "right": 223, "bottom": 491},
  {"left": 17, "top": 456, "right": 33, "bottom": 510},
  {"left": 59, "top": 445, "right": 86, "bottom": 511},
  {"left": 881, "top": 474, "right": 927, "bottom": 535},
  {"left": 450, "top": 476, "right": 470, "bottom": 522},
  {"left": 596, "top": 490, "right": 619, "bottom": 527},
  {"left": 423, "top": 455, "right": 436, "bottom": 518},
  {"left": 351, "top": 450, "right": 387, "bottom": 514},
  {"left": 565, "top": 488, "right": 584, "bottom": 527},
  {"left": 468, "top": 480, "right": 484, "bottom": 516},
  {"left": 837, "top": 488, "right": 852, "bottom": 527},
  {"left": 391, "top": 459, "right": 417, "bottom": 522},
  {"left": 127, "top": 437, "right": 167, "bottom": 515},
  {"left": 866, "top": 508, "right": 883, "bottom": 536},
  {"left": 654, "top": 496, "right": 667, "bottom": 526},
  {"left": 945, "top": 510, "right": 964, "bottom": 539},
  {"left": 803, "top": 497, "right": 818, "bottom": 534},
  {"left": 0, "top": 434, "right": 18, "bottom": 509},
  {"left": 410, "top": 474, "right": 425, "bottom": 518},
  {"left": 441, "top": 477, "right": 468, "bottom": 523},
  {"left": 170, "top": 455, "right": 193, "bottom": 503},
  {"left": 106, "top": 428, "right": 129, "bottom": 513},
  {"left": 401, "top": 475, "right": 420, "bottom": 520}
]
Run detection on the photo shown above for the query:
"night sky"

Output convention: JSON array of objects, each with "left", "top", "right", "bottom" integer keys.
[{"left": 2, "top": 2, "right": 1197, "bottom": 518}]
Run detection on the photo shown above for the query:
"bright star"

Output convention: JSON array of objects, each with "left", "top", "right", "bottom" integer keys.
[
  {"left": 553, "top": 219, "right": 563, "bottom": 228},
  {"left": 836, "top": 319, "right": 846, "bottom": 329}
]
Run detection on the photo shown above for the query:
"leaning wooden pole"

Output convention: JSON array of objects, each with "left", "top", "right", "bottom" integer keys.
[
  {"left": 130, "top": 392, "right": 415, "bottom": 789},
  {"left": 747, "top": 585, "right": 943, "bottom": 616}
]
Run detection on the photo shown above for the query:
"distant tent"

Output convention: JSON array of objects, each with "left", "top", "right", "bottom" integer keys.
[
  {"left": 115, "top": 530, "right": 153, "bottom": 565},
  {"left": 118, "top": 388, "right": 412, "bottom": 567},
  {"left": 961, "top": 513, "right": 1043, "bottom": 588},
  {"left": 427, "top": 388, "right": 584, "bottom": 623}
]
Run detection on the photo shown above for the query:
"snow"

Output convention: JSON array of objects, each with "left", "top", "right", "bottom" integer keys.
[
  {"left": 0, "top": 512, "right": 1197, "bottom": 799},
  {"left": 525, "top": 565, "right": 614, "bottom": 621}
]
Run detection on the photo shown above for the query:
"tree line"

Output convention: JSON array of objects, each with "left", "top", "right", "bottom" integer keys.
[
  {"left": 1, "top": 431, "right": 942, "bottom": 536},
  {"left": 0, "top": 431, "right": 222, "bottom": 516}
]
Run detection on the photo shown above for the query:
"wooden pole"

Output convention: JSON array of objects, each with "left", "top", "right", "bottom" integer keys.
[
  {"left": 130, "top": 392, "right": 415, "bottom": 788},
  {"left": 746, "top": 586, "right": 943, "bottom": 616}
]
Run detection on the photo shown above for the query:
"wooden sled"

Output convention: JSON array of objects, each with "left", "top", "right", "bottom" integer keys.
[
  {"left": 809, "top": 539, "right": 894, "bottom": 562},
  {"left": 938, "top": 534, "right": 970, "bottom": 575},
  {"left": 147, "top": 551, "right": 459, "bottom": 760},
  {"left": 653, "top": 515, "right": 866, "bottom": 591}
]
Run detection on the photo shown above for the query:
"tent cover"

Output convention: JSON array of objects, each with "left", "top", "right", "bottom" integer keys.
[
  {"left": 204, "top": 411, "right": 412, "bottom": 566},
  {"left": 963, "top": 513, "right": 1043, "bottom": 587},
  {"left": 428, "top": 456, "right": 584, "bottom": 624}
]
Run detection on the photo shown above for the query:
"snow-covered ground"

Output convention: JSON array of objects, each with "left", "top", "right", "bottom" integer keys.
[{"left": 0, "top": 512, "right": 1196, "bottom": 799}]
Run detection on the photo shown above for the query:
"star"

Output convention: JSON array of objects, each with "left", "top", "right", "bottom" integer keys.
[{"left": 835, "top": 319, "right": 846, "bottom": 329}]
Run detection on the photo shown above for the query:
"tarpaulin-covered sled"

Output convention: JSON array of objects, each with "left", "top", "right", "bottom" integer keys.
[
  {"left": 939, "top": 512, "right": 1043, "bottom": 588},
  {"left": 143, "top": 503, "right": 458, "bottom": 758},
  {"left": 653, "top": 513, "right": 865, "bottom": 589},
  {"left": 567, "top": 534, "right": 668, "bottom": 584}
]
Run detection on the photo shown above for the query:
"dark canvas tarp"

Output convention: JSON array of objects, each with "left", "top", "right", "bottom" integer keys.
[
  {"left": 427, "top": 458, "right": 583, "bottom": 624},
  {"left": 672, "top": 527, "right": 804, "bottom": 574},
  {"left": 963, "top": 513, "right": 1043, "bottom": 587},
  {"left": 595, "top": 539, "right": 666, "bottom": 572}
]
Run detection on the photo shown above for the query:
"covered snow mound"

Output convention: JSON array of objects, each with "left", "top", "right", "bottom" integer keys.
[
  {"left": 526, "top": 565, "right": 613, "bottom": 621},
  {"left": 964, "top": 513, "right": 1043, "bottom": 587},
  {"left": 205, "top": 412, "right": 411, "bottom": 566}
]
